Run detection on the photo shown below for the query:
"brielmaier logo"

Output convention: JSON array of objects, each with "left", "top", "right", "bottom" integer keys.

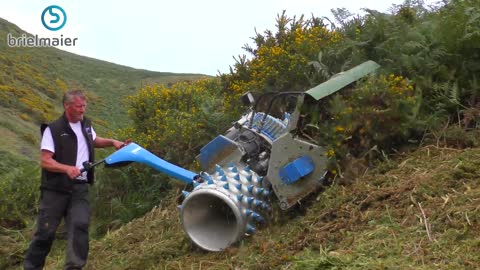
[
  {"left": 7, "top": 4, "right": 78, "bottom": 48},
  {"left": 41, "top": 5, "right": 67, "bottom": 31}
]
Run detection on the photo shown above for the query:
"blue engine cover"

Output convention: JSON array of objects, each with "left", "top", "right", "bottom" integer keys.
[
  {"left": 278, "top": 156, "right": 315, "bottom": 184},
  {"left": 197, "top": 135, "right": 239, "bottom": 171}
]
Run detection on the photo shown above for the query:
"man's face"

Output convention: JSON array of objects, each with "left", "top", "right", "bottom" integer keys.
[{"left": 65, "top": 97, "right": 86, "bottom": 123}]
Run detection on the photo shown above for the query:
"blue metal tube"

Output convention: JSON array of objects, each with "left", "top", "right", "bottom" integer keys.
[{"left": 104, "top": 143, "right": 196, "bottom": 184}]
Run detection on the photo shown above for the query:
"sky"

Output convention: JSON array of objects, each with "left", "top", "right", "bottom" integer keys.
[{"left": 0, "top": 0, "right": 432, "bottom": 76}]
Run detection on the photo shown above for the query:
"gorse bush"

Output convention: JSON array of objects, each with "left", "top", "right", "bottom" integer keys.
[
  {"left": 301, "top": 74, "right": 420, "bottom": 170},
  {"left": 118, "top": 78, "right": 234, "bottom": 166},
  {"left": 220, "top": 11, "right": 344, "bottom": 115}
]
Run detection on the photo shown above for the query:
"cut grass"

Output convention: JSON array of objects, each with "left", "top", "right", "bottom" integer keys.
[{"left": 23, "top": 146, "right": 479, "bottom": 270}]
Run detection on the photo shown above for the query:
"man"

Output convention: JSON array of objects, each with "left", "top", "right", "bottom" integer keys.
[{"left": 24, "top": 89, "right": 126, "bottom": 270}]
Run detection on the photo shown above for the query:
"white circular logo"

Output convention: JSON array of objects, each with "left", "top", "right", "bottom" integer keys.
[{"left": 41, "top": 5, "right": 67, "bottom": 31}]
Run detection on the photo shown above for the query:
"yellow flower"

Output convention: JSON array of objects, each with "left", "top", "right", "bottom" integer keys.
[{"left": 335, "top": 126, "right": 345, "bottom": 132}]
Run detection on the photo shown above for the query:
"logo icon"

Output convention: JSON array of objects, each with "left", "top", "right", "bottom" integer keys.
[{"left": 41, "top": 5, "right": 67, "bottom": 31}]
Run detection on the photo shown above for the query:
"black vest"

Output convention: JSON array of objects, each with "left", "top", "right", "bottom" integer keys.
[{"left": 40, "top": 114, "right": 95, "bottom": 193}]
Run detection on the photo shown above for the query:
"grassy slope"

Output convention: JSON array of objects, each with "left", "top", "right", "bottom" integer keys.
[
  {"left": 0, "top": 17, "right": 209, "bottom": 161},
  {"left": 31, "top": 145, "right": 479, "bottom": 269}
]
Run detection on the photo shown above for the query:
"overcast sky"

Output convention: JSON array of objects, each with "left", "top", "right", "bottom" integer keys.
[{"left": 0, "top": 0, "right": 435, "bottom": 75}]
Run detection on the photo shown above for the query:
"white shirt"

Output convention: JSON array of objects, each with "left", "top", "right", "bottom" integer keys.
[{"left": 41, "top": 123, "right": 97, "bottom": 180}]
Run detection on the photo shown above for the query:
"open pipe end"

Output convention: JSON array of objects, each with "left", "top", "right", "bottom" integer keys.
[{"left": 180, "top": 188, "right": 245, "bottom": 251}]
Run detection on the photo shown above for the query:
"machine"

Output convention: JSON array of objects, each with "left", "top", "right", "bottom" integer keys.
[{"left": 98, "top": 60, "right": 380, "bottom": 251}]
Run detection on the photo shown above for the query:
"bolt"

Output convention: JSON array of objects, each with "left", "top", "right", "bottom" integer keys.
[{"left": 280, "top": 200, "right": 288, "bottom": 210}]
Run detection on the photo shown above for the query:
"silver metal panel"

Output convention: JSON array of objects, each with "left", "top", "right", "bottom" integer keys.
[{"left": 266, "top": 133, "right": 328, "bottom": 209}]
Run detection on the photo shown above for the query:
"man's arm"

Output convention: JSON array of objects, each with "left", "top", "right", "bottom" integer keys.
[
  {"left": 41, "top": 150, "right": 81, "bottom": 179},
  {"left": 93, "top": 137, "right": 124, "bottom": 150}
]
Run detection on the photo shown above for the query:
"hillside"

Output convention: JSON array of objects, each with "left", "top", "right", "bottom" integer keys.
[
  {"left": 2, "top": 2, "right": 480, "bottom": 268},
  {"left": 29, "top": 145, "right": 479, "bottom": 269},
  {"left": 0, "top": 17, "right": 208, "bottom": 160}
]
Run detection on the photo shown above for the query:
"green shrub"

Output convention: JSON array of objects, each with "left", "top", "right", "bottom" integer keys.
[
  {"left": 298, "top": 74, "right": 421, "bottom": 172},
  {"left": 0, "top": 151, "right": 39, "bottom": 228}
]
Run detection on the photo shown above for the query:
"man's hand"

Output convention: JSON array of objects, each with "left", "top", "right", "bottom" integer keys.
[
  {"left": 112, "top": 140, "right": 125, "bottom": 150},
  {"left": 41, "top": 150, "right": 82, "bottom": 179},
  {"left": 94, "top": 137, "right": 131, "bottom": 150},
  {"left": 65, "top": 166, "right": 82, "bottom": 179},
  {"left": 112, "top": 139, "right": 132, "bottom": 150}
]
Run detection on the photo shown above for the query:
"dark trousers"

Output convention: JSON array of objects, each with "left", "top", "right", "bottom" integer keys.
[{"left": 24, "top": 184, "right": 90, "bottom": 270}]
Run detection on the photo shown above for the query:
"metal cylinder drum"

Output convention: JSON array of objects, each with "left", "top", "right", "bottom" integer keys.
[{"left": 180, "top": 163, "right": 270, "bottom": 251}]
